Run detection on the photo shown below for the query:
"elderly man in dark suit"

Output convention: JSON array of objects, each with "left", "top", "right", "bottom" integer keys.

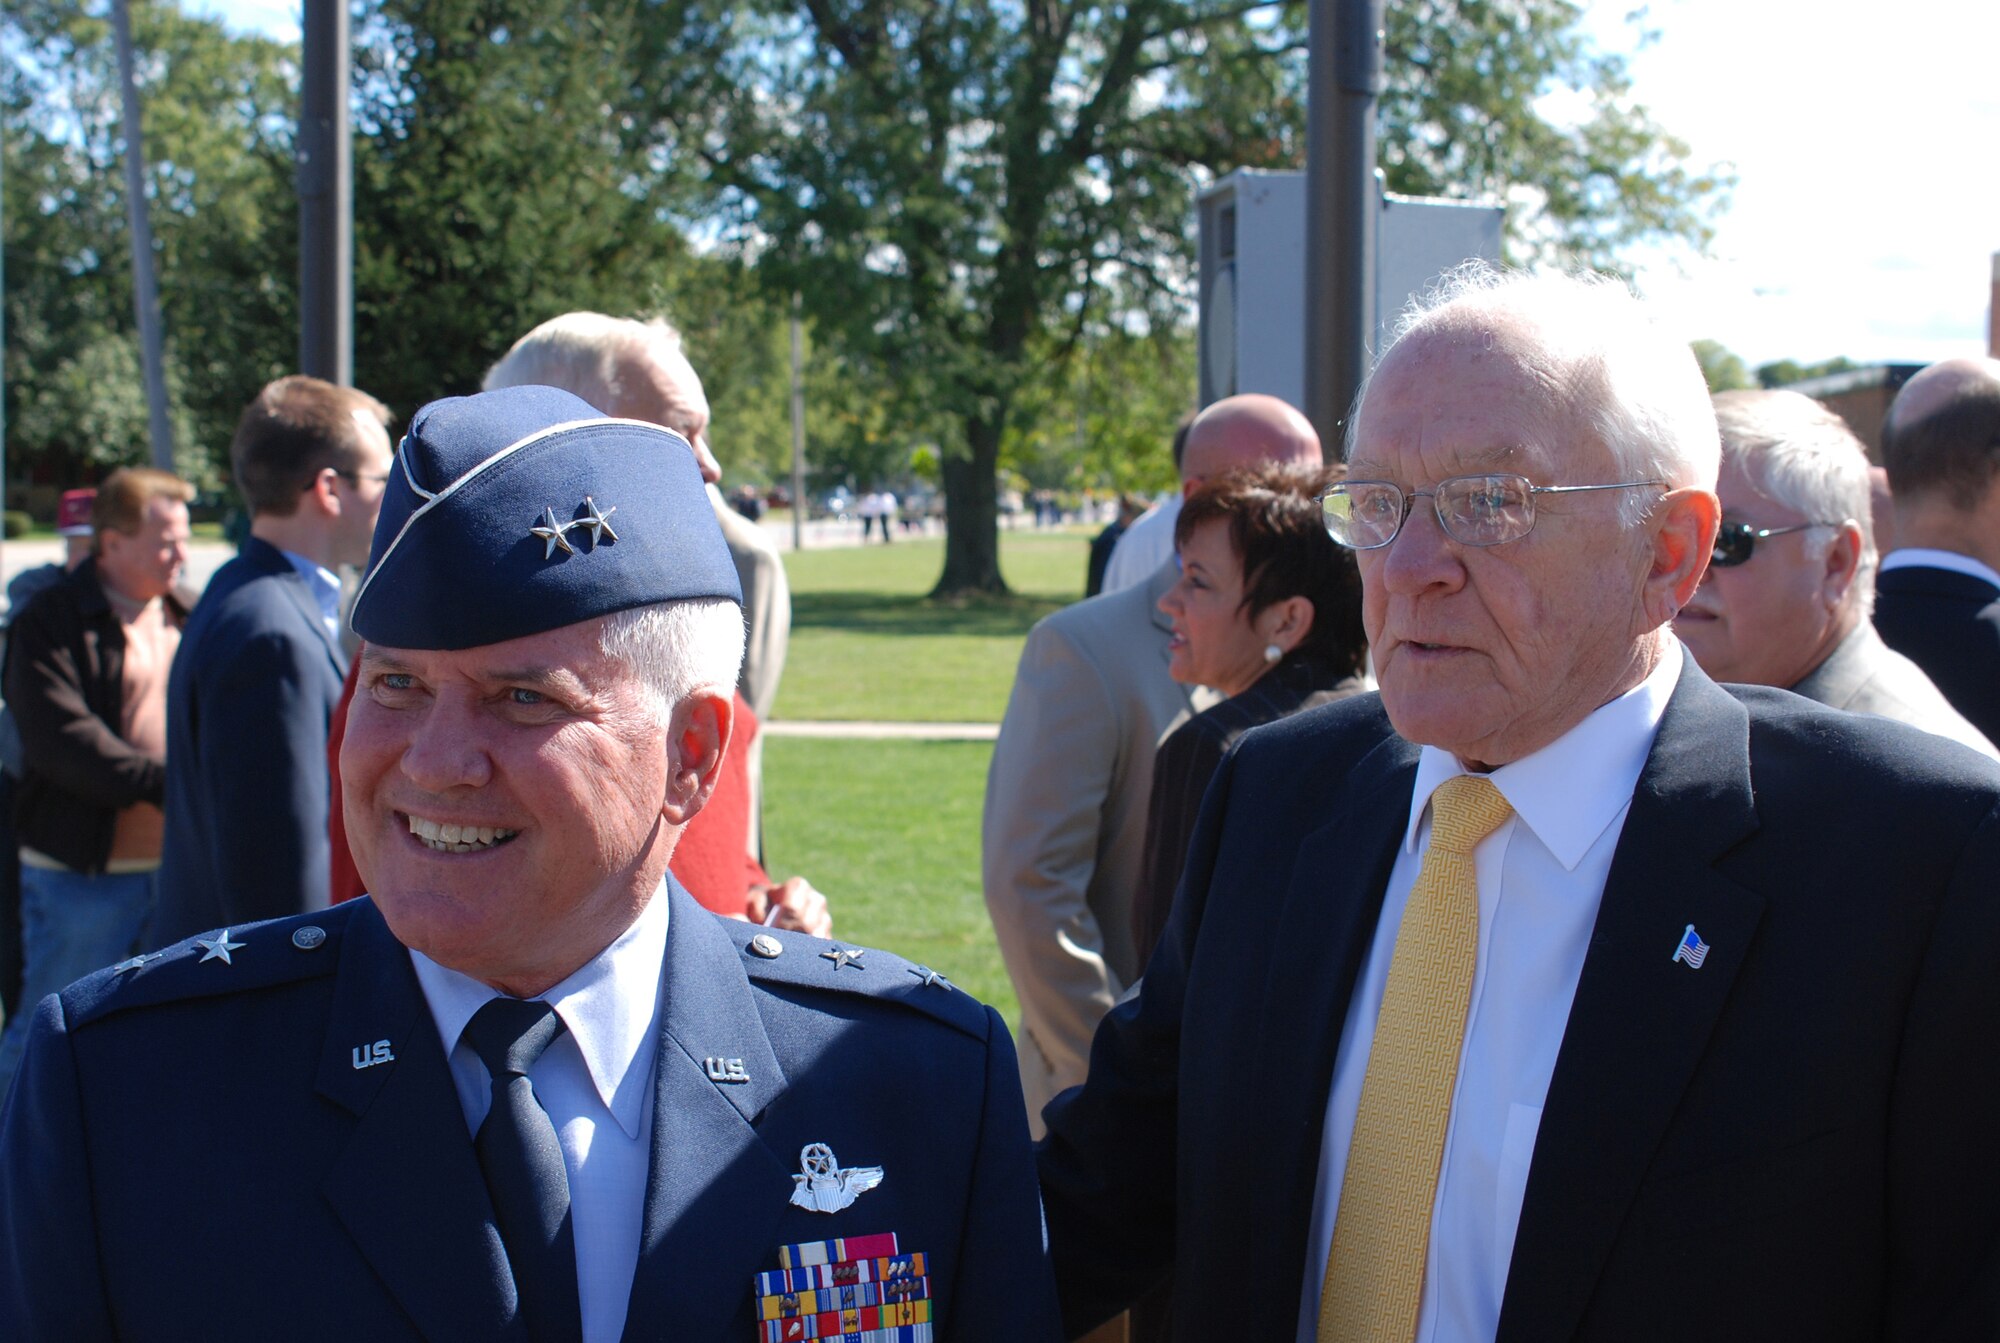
[
  {"left": 1873, "top": 356, "right": 2000, "bottom": 743},
  {"left": 1037, "top": 266, "right": 2000, "bottom": 1341},
  {"left": 155, "top": 376, "right": 393, "bottom": 941},
  {"left": 1, "top": 386, "right": 1059, "bottom": 1341}
]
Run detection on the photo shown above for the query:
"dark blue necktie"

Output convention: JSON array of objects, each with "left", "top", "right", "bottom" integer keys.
[{"left": 462, "top": 998, "right": 583, "bottom": 1343}]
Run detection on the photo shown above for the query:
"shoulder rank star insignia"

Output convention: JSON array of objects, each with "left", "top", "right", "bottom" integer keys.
[
  {"left": 194, "top": 929, "right": 245, "bottom": 964},
  {"left": 530, "top": 505, "right": 576, "bottom": 559},
  {"left": 907, "top": 965, "right": 952, "bottom": 991},
  {"left": 570, "top": 495, "right": 618, "bottom": 547},
  {"left": 819, "top": 945, "right": 866, "bottom": 971},
  {"left": 111, "top": 950, "right": 166, "bottom": 974},
  {"left": 789, "top": 1142, "right": 885, "bottom": 1214}
]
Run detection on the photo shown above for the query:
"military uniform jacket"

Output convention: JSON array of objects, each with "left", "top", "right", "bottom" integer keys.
[{"left": 0, "top": 882, "right": 1061, "bottom": 1341}]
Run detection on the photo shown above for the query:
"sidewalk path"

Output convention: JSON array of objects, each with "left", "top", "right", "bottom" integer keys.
[{"left": 764, "top": 720, "right": 999, "bottom": 741}]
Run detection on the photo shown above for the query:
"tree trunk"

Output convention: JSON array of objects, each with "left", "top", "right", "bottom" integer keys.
[{"left": 931, "top": 414, "right": 1008, "bottom": 597}]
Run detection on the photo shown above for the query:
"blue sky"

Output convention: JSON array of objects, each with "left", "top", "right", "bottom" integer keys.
[{"left": 196, "top": 0, "right": 1998, "bottom": 370}]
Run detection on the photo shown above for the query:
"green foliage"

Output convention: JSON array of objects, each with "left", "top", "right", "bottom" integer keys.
[
  {"left": 1691, "top": 338, "right": 1753, "bottom": 394},
  {"left": 2, "top": 511, "right": 31, "bottom": 540},
  {"left": 1758, "top": 356, "right": 1858, "bottom": 389}
]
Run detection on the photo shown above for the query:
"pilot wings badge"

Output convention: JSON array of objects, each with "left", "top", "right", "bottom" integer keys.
[{"left": 789, "top": 1142, "right": 885, "bottom": 1214}]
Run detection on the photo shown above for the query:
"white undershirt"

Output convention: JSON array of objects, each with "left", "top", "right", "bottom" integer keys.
[
  {"left": 1878, "top": 546, "right": 2000, "bottom": 591},
  {"left": 1295, "top": 644, "right": 1680, "bottom": 1343},
  {"left": 1099, "top": 496, "right": 1182, "bottom": 594},
  {"left": 411, "top": 881, "right": 670, "bottom": 1343}
]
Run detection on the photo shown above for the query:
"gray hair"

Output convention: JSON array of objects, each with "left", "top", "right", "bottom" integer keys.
[
  {"left": 1349, "top": 263, "right": 1720, "bottom": 525},
  {"left": 1713, "top": 389, "right": 1876, "bottom": 611},
  {"left": 597, "top": 599, "right": 746, "bottom": 712},
  {"left": 484, "top": 312, "right": 691, "bottom": 417}
]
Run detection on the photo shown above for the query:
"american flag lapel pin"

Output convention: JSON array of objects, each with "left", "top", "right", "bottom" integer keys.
[{"left": 1671, "top": 924, "right": 1710, "bottom": 969}]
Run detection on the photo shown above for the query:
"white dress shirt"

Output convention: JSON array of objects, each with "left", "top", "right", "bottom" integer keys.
[
  {"left": 411, "top": 883, "right": 671, "bottom": 1343},
  {"left": 1296, "top": 645, "right": 1681, "bottom": 1343},
  {"left": 1878, "top": 546, "right": 2000, "bottom": 591},
  {"left": 1100, "top": 495, "right": 1182, "bottom": 594}
]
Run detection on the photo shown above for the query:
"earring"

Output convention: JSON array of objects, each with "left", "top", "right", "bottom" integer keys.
[{"left": 1264, "top": 643, "right": 1283, "bottom": 664}]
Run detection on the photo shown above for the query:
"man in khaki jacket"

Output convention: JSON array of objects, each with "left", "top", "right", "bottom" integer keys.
[{"left": 983, "top": 395, "right": 1320, "bottom": 1131}]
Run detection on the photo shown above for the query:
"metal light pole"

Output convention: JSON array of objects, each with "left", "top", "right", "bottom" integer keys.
[
  {"left": 1305, "top": 0, "right": 1383, "bottom": 452},
  {"left": 298, "top": 0, "right": 352, "bottom": 383},
  {"left": 789, "top": 293, "right": 807, "bottom": 552},
  {"left": 111, "top": 0, "right": 177, "bottom": 471}
]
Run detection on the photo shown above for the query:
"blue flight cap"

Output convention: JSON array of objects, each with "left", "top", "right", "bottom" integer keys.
[{"left": 350, "top": 385, "right": 742, "bottom": 650}]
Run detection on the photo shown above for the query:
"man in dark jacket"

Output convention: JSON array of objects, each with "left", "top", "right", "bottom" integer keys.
[{"left": 0, "top": 468, "right": 193, "bottom": 1099}]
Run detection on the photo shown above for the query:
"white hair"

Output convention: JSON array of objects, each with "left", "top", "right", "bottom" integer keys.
[
  {"left": 483, "top": 312, "right": 696, "bottom": 420},
  {"left": 1349, "top": 262, "right": 1721, "bottom": 525},
  {"left": 597, "top": 599, "right": 745, "bottom": 711},
  {"left": 1713, "top": 389, "right": 1877, "bottom": 611}
]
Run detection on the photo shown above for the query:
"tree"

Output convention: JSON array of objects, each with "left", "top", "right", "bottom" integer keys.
[
  {"left": 1758, "top": 356, "right": 1857, "bottom": 389},
  {"left": 1691, "top": 339, "right": 1753, "bottom": 394},
  {"left": 635, "top": 0, "right": 1731, "bottom": 595}
]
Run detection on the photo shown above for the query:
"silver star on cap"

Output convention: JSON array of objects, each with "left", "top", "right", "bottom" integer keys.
[
  {"left": 111, "top": 950, "right": 166, "bottom": 974},
  {"left": 195, "top": 929, "right": 246, "bottom": 964},
  {"left": 530, "top": 506, "right": 576, "bottom": 559},
  {"left": 570, "top": 496, "right": 618, "bottom": 548},
  {"left": 819, "top": 945, "right": 866, "bottom": 972},
  {"left": 908, "top": 964, "right": 952, "bottom": 991}
]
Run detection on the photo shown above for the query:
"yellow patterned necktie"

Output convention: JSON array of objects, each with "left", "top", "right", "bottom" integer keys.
[{"left": 1317, "top": 773, "right": 1514, "bottom": 1343}]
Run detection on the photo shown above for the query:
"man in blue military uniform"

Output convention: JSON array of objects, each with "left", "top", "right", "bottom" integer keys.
[{"left": 0, "top": 386, "right": 1059, "bottom": 1342}]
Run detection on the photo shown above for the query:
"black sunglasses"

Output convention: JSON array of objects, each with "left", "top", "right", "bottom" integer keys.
[{"left": 1710, "top": 519, "right": 1837, "bottom": 568}]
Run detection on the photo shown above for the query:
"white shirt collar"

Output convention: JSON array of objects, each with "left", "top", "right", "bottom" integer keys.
[
  {"left": 1878, "top": 547, "right": 2000, "bottom": 590},
  {"left": 1402, "top": 641, "right": 1680, "bottom": 871},
  {"left": 278, "top": 547, "right": 343, "bottom": 627},
  {"left": 408, "top": 879, "right": 672, "bottom": 1140}
]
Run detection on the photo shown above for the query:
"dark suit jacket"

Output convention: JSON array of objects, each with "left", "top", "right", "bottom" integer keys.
[
  {"left": 0, "top": 883, "right": 1060, "bottom": 1341},
  {"left": 156, "top": 536, "right": 346, "bottom": 940},
  {"left": 1038, "top": 662, "right": 2000, "bottom": 1341},
  {"left": 1874, "top": 563, "right": 2000, "bottom": 746}
]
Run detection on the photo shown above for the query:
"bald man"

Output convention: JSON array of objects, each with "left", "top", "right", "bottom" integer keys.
[
  {"left": 1873, "top": 357, "right": 2000, "bottom": 743},
  {"left": 984, "top": 394, "right": 1323, "bottom": 1133},
  {"left": 1100, "top": 394, "right": 1321, "bottom": 594}
]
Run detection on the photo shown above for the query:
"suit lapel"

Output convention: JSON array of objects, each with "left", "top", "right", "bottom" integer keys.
[
  {"left": 621, "top": 884, "right": 793, "bottom": 1341},
  {"left": 317, "top": 901, "right": 524, "bottom": 1341},
  {"left": 1497, "top": 667, "right": 1765, "bottom": 1343},
  {"left": 245, "top": 536, "right": 348, "bottom": 674},
  {"left": 1247, "top": 728, "right": 1420, "bottom": 1314}
]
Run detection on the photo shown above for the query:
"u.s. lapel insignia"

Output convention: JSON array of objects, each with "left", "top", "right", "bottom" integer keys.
[
  {"left": 194, "top": 929, "right": 245, "bottom": 964},
  {"left": 789, "top": 1142, "right": 885, "bottom": 1213},
  {"left": 530, "top": 505, "right": 576, "bottom": 559},
  {"left": 111, "top": 950, "right": 166, "bottom": 974},
  {"left": 819, "top": 945, "right": 866, "bottom": 972},
  {"left": 704, "top": 1055, "right": 751, "bottom": 1085},
  {"left": 351, "top": 1039, "right": 396, "bottom": 1070}
]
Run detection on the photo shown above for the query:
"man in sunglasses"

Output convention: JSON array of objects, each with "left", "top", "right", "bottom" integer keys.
[
  {"left": 1674, "top": 389, "right": 1994, "bottom": 757},
  {"left": 1037, "top": 264, "right": 2000, "bottom": 1340}
]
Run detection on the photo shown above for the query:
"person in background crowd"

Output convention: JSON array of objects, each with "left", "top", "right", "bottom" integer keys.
[
  {"left": 1086, "top": 493, "right": 1146, "bottom": 599},
  {"left": 1676, "top": 389, "right": 1994, "bottom": 756},
  {"left": 984, "top": 393, "right": 1320, "bottom": 1142},
  {"left": 1131, "top": 462, "right": 1371, "bottom": 972},
  {"left": 1873, "top": 356, "right": 2000, "bottom": 743},
  {"left": 1097, "top": 413, "right": 1198, "bottom": 595},
  {"left": 0, "top": 386, "right": 1060, "bottom": 1342},
  {"left": 0, "top": 487, "right": 98, "bottom": 1019},
  {"left": 475, "top": 312, "right": 822, "bottom": 934},
  {"left": 0, "top": 469, "right": 193, "bottom": 1099},
  {"left": 1038, "top": 265, "right": 2000, "bottom": 1340},
  {"left": 155, "top": 376, "right": 393, "bottom": 943}
]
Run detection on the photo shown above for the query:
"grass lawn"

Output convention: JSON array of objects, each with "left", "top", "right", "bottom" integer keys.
[
  {"left": 777, "top": 529, "right": 1089, "bottom": 722},
  {"left": 762, "top": 735, "right": 1017, "bottom": 1023}
]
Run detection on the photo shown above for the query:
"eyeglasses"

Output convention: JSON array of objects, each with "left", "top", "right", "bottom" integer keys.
[
  {"left": 1709, "top": 519, "right": 1838, "bottom": 568},
  {"left": 332, "top": 469, "right": 393, "bottom": 487},
  {"left": 1320, "top": 473, "right": 1663, "bottom": 550}
]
